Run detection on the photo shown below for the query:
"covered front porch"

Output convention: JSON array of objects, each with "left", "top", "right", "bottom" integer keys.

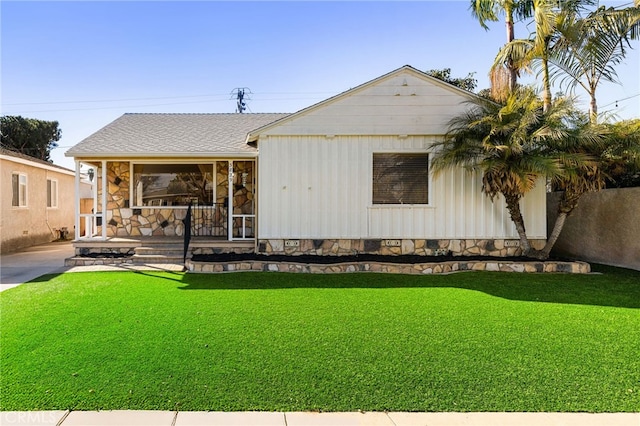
[{"left": 73, "top": 159, "right": 257, "bottom": 255}]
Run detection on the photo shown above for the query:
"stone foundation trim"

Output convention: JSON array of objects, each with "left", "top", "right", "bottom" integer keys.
[
  {"left": 65, "top": 257, "right": 134, "bottom": 267},
  {"left": 75, "top": 247, "right": 135, "bottom": 256},
  {"left": 257, "top": 238, "right": 546, "bottom": 257},
  {"left": 187, "top": 259, "right": 590, "bottom": 274}
]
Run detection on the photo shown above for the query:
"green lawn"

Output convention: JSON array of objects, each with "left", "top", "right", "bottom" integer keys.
[{"left": 1, "top": 265, "right": 639, "bottom": 412}]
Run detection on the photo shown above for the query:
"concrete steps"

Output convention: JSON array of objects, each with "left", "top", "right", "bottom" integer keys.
[{"left": 132, "top": 244, "right": 188, "bottom": 264}]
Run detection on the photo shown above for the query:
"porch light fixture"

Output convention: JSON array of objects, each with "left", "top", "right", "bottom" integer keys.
[{"left": 88, "top": 168, "right": 95, "bottom": 182}]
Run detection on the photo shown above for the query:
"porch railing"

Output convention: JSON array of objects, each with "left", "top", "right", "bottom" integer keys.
[
  {"left": 232, "top": 214, "right": 255, "bottom": 240},
  {"left": 183, "top": 204, "right": 192, "bottom": 264},
  {"left": 191, "top": 203, "right": 227, "bottom": 237},
  {"left": 79, "top": 212, "right": 103, "bottom": 238}
]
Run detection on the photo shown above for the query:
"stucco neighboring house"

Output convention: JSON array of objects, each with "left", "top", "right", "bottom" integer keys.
[
  {"left": 65, "top": 65, "right": 546, "bottom": 259},
  {"left": 0, "top": 148, "right": 79, "bottom": 253}
]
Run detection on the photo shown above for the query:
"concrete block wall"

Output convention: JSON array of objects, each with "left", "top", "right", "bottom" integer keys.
[{"left": 547, "top": 188, "right": 640, "bottom": 271}]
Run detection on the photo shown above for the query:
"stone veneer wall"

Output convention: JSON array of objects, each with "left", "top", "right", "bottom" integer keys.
[
  {"left": 105, "top": 161, "right": 188, "bottom": 238},
  {"left": 257, "top": 238, "right": 546, "bottom": 257},
  {"left": 231, "top": 161, "right": 255, "bottom": 238},
  {"left": 103, "top": 160, "right": 254, "bottom": 239},
  {"left": 111, "top": 208, "right": 188, "bottom": 237}
]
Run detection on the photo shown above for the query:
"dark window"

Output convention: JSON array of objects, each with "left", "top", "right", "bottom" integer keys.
[{"left": 372, "top": 153, "right": 429, "bottom": 204}]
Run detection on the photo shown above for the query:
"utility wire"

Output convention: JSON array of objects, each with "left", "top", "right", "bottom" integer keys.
[
  {"left": 3, "top": 91, "right": 337, "bottom": 107},
  {"left": 3, "top": 93, "right": 230, "bottom": 106},
  {"left": 601, "top": 93, "right": 640, "bottom": 108},
  {"left": 2, "top": 95, "right": 334, "bottom": 114}
]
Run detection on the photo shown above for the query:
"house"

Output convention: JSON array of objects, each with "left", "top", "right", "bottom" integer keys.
[
  {"left": 0, "top": 148, "right": 81, "bottom": 253},
  {"left": 65, "top": 66, "right": 546, "bottom": 260}
]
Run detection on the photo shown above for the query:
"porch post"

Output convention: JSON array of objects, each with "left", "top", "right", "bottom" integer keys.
[
  {"left": 93, "top": 164, "right": 98, "bottom": 238},
  {"left": 75, "top": 160, "right": 81, "bottom": 240},
  {"left": 228, "top": 161, "right": 233, "bottom": 241},
  {"left": 101, "top": 160, "right": 107, "bottom": 239},
  {"left": 254, "top": 158, "right": 259, "bottom": 252}
]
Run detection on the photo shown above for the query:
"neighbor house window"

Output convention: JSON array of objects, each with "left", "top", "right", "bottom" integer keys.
[
  {"left": 47, "top": 179, "right": 58, "bottom": 208},
  {"left": 12, "top": 173, "right": 27, "bottom": 207},
  {"left": 132, "top": 163, "right": 214, "bottom": 207},
  {"left": 372, "top": 153, "right": 429, "bottom": 204}
]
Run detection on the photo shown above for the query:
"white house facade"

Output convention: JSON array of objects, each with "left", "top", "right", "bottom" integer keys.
[
  {"left": 65, "top": 66, "right": 546, "bottom": 259},
  {"left": 249, "top": 66, "right": 545, "bottom": 256}
]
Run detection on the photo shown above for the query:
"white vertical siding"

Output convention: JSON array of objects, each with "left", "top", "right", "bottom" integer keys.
[
  {"left": 259, "top": 72, "right": 474, "bottom": 137},
  {"left": 258, "top": 135, "right": 547, "bottom": 240}
]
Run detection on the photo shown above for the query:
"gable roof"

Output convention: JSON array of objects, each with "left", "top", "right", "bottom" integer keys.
[
  {"left": 1, "top": 147, "right": 74, "bottom": 174},
  {"left": 65, "top": 113, "right": 290, "bottom": 159},
  {"left": 246, "top": 65, "right": 480, "bottom": 141}
]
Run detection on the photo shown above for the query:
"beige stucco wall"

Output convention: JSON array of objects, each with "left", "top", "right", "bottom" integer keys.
[
  {"left": 1, "top": 156, "right": 76, "bottom": 253},
  {"left": 547, "top": 188, "right": 640, "bottom": 271}
]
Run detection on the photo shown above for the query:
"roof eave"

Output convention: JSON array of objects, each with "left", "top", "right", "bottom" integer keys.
[{"left": 67, "top": 151, "right": 258, "bottom": 160}]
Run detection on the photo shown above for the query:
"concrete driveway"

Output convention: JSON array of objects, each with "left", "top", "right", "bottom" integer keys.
[{"left": 0, "top": 241, "right": 75, "bottom": 292}]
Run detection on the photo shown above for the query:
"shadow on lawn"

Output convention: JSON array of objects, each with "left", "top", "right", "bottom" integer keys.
[{"left": 177, "top": 264, "right": 640, "bottom": 309}]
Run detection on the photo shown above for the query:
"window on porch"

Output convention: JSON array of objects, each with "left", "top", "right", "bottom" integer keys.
[{"left": 133, "top": 164, "right": 214, "bottom": 207}]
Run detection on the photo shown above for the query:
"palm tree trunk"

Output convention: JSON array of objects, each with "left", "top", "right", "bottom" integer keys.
[
  {"left": 540, "top": 186, "right": 591, "bottom": 258},
  {"left": 505, "top": 7, "right": 518, "bottom": 92},
  {"left": 589, "top": 93, "right": 598, "bottom": 124},
  {"left": 504, "top": 194, "right": 532, "bottom": 255},
  {"left": 539, "top": 211, "right": 567, "bottom": 259},
  {"left": 541, "top": 48, "right": 552, "bottom": 113}
]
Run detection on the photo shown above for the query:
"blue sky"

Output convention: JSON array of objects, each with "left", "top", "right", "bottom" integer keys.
[{"left": 2, "top": 1, "right": 638, "bottom": 169}]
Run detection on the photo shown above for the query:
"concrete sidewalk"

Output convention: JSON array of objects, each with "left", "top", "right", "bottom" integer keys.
[
  {"left": 1, "top": 411, "right": 638, "bottom": 426},
  {"left": 0, "top": 241, "right": 75, "bottom": 292},
  {"left": 0, "top": 240, "right": 189, "bottom": 293}
]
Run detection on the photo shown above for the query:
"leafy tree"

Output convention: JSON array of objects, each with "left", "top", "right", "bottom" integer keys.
[
  {"left": 426, "top": 68, "right": 478, "bottom": 92},
  {"left": 0, "top": 116, "right": 62, "bottom": 162},
  {"left": 599, "top": 119, "right": 640, "bottom": 188},
  {"left": 430, "top": 87, "right": 583, "bottom": 258}
]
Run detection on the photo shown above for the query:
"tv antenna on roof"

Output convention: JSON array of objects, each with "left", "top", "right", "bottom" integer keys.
[{"left": 230, "top": 88, "right": 252, "bottom": 113}]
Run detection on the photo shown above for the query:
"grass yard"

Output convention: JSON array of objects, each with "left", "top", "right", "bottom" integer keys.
[{"left": 1, "top": 265, "right": 639, "bottom": 412}]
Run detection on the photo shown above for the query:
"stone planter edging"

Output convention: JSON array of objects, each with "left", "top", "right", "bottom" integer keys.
[
  {"left": 186, "top": 259, "right": 590, "bottom": 274},
  {"left": 65, "top": 257, "right": 134, "bottom": 267}
]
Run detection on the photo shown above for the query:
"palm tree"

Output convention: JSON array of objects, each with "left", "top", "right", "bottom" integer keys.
[
  {"left": 539, "top": 110, "right": 606, "bottom": 258},
  {"left": 469, "top": 0, "right": 535, "bottom": 95},
  {"left": 431, "top": 87, "right": 573, "bottom": 257},
  {"left": 493, "top": 1, "right": 640, "bottom": 123},
  {"left": 550, "top": 4, "right": 640, "bottom": 122},
  {"left": 490, "top": 0, "right": 598, "bottom": 112}
]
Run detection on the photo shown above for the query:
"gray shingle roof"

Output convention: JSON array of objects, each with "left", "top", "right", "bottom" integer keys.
[{"left": 65, "top": 113, "right": 290, "bottom": 158}]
